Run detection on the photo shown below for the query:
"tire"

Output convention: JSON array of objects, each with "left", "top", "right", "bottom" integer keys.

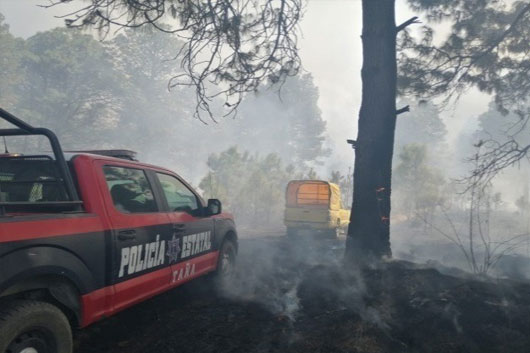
[
  {"left": 0, "top": 300, "right": 72, "bottom": 353},
  {"left": 326, "top": 221, "right": 341, "bottom": 239},
  {"left": 335, "top": 219, "right": 343, "bottom": 238},
  {"left": 214, "top": 239, "right": 237, "bottom": 290}
]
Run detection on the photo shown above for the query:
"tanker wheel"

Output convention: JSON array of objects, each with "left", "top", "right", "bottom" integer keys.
[
  {"left": 327, "top": 220, "right": 341, "bottom": 239},
  {"left": 286, "top": 227, "right": 298, "bottom": 238}
]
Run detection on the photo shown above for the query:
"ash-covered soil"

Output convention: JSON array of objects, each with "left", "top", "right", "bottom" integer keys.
[{"left": 75, "top": 235, "right": 530, "bottom": 353}]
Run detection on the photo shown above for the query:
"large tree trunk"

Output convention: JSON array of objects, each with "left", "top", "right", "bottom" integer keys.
[{"left": 345, "top": 0, "right": 397, "bottom": 262}]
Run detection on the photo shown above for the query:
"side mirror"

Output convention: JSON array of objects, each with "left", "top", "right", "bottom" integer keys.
[{"left": 206, "top": 199, "right": 222, "bottom": 216}]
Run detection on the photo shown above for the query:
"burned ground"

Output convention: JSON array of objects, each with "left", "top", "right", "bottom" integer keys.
[{"left": 75, "top": 235, "right": 530, "bottom": 353}]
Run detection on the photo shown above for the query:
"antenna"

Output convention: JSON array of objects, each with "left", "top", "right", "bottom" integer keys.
[{"left": 3, "top": 136, "right": 8, "bottom": 153}]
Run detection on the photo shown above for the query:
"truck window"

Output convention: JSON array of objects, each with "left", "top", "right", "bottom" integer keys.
[
  {"left": 297, "top": 183, "right": 330, "bottom": 206},
  {"left": 156, "top": 173, "right": 200, "bottom": 215},
  {"left": 103, "top": 166, "right": 157, "bottom": 213},
  {"left": 286, "top": 181, "right": 330, "bottom": 207},
  {"left": 0, "top": 156, "right": 68, "bottom": 203}
]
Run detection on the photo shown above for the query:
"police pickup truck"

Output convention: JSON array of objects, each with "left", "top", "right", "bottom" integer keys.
[{"left": 0, "top": 108, "right": 238, "bottom": 353}]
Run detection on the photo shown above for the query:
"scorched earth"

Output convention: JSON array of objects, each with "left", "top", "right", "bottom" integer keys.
[{"left": 75, "top": 234, "right": 530, "bottom": 353}]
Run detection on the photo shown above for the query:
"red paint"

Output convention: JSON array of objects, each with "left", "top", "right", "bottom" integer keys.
[
  {"left": 80, "top": 286, "right": 114, "bottom": 327},
  {"left": 1, "top": 153, "right": 230, "bottom": 328},
  {"left": 0, "top": 216, "right": 104, "bottom": 243},
  {"left": 0, "top": 155, "right": 177, "bottom": 242},
  {"left": 170, "top": 251, "right": 219, "bottom": 287},
  {"left": 80, "top": 251, "right": 219, "bottom": 327},
  {"left": 112, "top": 265, "right": 172, "bottom": 313},
  {"left": 1, "top": 154, "right": 234, "bottom": 243}
]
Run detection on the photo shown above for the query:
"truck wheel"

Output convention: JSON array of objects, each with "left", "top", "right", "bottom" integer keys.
[
  {"left": 327, "top": 222, "right": 340, "bottom": 239},
  {"left": 215, "top": 239, "right": 237, "bottom": 287},
  {"left": 286, "top": 227, "right": 297, "bottom": 238},
  {"left": 0, "top": 300, "right": 72, "bottom": 353},
  {"left": 334, "top": 219, "right": 343, "bottom": 238}
]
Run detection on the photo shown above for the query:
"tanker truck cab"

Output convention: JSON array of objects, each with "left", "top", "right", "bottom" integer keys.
[
  {"left": 0, "top": 108, "right": 238, "bottom": 353},
  {"left": 284, "top": 180, "right": 350, "bottom": 238}
]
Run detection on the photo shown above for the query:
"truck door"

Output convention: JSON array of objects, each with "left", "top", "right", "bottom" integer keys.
[
  {"left": 154, "top": 172, "right": 218, "bottom": 287},
  {"left": 99, "top": 164, "right": 173, "bottom": 312}
]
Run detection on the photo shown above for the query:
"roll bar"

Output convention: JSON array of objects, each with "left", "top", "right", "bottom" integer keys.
[{"left": 0, "top": 107, "right": 81, "bottom": 206}]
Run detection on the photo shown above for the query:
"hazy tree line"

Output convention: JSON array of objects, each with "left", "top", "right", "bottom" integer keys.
[
  {"left": 2, "top": 3, "right": 530, "bottom": 271},
  {"left": 200, "top": 147, "right": 300, "bottom": 226},
  {"left": 0, "top": 14, "right": 327, "bottom": 177},
  {"left": 41, "top": 0, "right": 530, "bottom": 265},
  {"left": 390, "top": 99, "right": 530, "bottom": 275},
  {"left": 0, "top": 14, "right": 334, "bottom": 226},
  {"left": 0, "top": 12, "right": 455, "bottom": 229}
]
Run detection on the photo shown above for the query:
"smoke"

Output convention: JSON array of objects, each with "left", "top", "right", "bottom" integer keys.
[
  {"left": 217, "top": 233, "right": 391, "bottom": 332},
  {"left": 218, "top": 235, "right": 350, "bottom": 321},
  {"left": 2, "top": 0, "right": 530, "bottom": 286}
]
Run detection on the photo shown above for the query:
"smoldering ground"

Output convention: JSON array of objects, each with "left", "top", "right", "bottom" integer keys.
[
  {"left": 218, "top": 234, "right": 370, "bottom": 323},
  {"left": 75, "top": 233, "right": 530, "bottom": 353}
]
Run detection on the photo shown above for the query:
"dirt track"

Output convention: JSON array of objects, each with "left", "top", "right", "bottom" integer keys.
[{"left": 74, "top": 234, "right": 530, "bottom": 353}]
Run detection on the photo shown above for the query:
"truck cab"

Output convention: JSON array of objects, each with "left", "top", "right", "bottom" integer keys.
[
  {"left": 0, "top": 108, "right": 238, "bottom": 353},
  {"left": 284, "top": 180, "right": 350, "bottom": 238}
]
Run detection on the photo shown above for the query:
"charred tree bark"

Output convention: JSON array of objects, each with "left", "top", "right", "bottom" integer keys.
[{"left": 345, "top": 0, "right": 397, "bottom": 262}]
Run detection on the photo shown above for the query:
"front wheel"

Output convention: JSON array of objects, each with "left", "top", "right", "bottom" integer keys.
[
  {"left": 0, "top": 300, "right": 73, "bottom": 353},
  {"left": 214, "top": 239, "right": 237, "bottom": 290}
]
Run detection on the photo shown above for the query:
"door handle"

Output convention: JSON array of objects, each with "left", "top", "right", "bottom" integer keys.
[
  {"left": 118, "top": 229, "right": 137, "bottom": 241},
  {"left": 172, "top": 224, "right": 186, "bottom": 232}
]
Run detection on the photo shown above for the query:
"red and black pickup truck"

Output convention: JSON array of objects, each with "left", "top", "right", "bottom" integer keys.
[{"left": 0, "top": 108, "right": 238, "bottom": 353}]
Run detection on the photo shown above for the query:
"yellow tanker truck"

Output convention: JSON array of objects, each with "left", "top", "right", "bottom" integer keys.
[{"left": 284, "top": 180, "right": 350, "bottom": 238}]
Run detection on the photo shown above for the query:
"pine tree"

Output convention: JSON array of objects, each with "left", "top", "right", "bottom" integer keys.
[{"left": 47, "top": 0, "right": 530, "bottom": 261}]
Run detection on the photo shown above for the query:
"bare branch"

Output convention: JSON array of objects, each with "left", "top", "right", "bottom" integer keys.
[
  {"left": 396, "top": 105, "right": 410, "bottom": 115},
  {"left": 396, "top": 16, "right": 420, "bottom": 33},
  {"left": 462, "top": 140, "right": 530, "bottom": 189},
  {"left": 47, "top": 0, "right": 304, "bottom": 123}
]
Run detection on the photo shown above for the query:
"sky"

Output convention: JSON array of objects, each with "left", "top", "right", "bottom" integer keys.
[{"left": 0, "top": 0, "right": 492, "bottom": 174}]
